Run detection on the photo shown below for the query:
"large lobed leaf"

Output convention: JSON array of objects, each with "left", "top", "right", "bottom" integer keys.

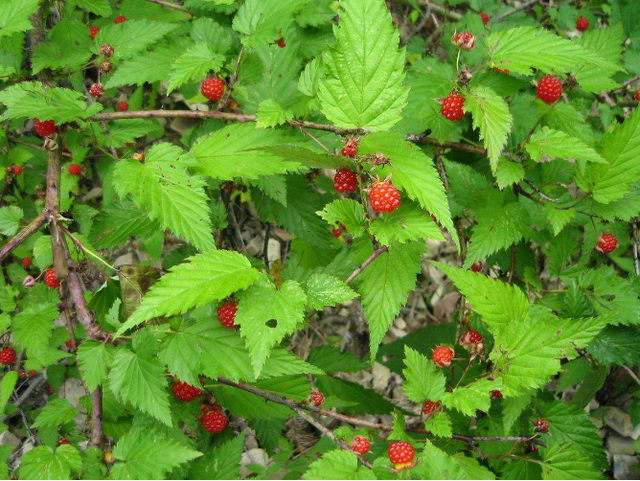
[
  {"left": 402, "top": 346, "right": 446, "bottom": 403},
  {"left": 233, "top": 0, "right": 308, "bottom": 47},
  {"left": 318, "top": 0, "right": 408, "bottom": 131}
]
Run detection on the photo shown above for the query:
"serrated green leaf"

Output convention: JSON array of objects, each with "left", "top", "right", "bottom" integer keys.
[
  {"left": 12, "top": 303, "right": 60, "bottom": 360},
  {"left": 31, "top": 20, "right": 92, "bottom": 74},
  {"left": 113, "top": 143, "right": 215, "bottom": 252},
  {"left": 465, "top": 86, "right": 513, "bottom": 171},
  {"left": 369, "top": 202, "right": 445, "bottom": 246},
  {"left": 76, "top": 0, "right": 112, "bottom": 16},
  {"left": 167, "top": 44, "right": 224, "bottom": 94},
  {"left": 233, "top": 0, "right": 308, "bottom": 48},
  {"left": 0, "top": 371, "right": 18, "bottom": 416},
  {"left": 545, "top": 204, "right": 575, "bottom": 236},
  {"left": 0, "top": 206, "right": 22, "bottom": 235},
  {"left": 540, "top": 443, "right": 604, "bottom": 480},
  {"left": 527, "top": 127, "right": 606, "bottom": 164},
  {"left": 77, "top": 340, "right": 114, "bottom": 392},
  {"left": 117, "top": 250, "right": 258, "bottom": 336},
  {"left": 495, "top": 158, "right": 525, "bottom": 190},
  {"left": 189, "top": 432, "right": 245, "bottom": 479},
  {"left": 402, "top": 346, "right": 446, "bottom": 403},
  {"left": 574, "top": 24, "right": 625, "bottom": 93},
  {"left": 111, "top": 428, "right": 201, "bottom": 479},
  {"left": 442, "top": 378, "right": 500, "bottom": 416},
  {"left": 32, "top": 398, "right": 78, "bottom": 428},
  {"left": 587, "top": 325, "right": 640, "bottom": 366},
  {"left": 93, "top": 20, "right": 177, "bottom": 61},
  {"left": 0, "top": 0, "right": 40, "bottom": 39},
  {"left": 317, "top": 199, "right": 367, "bottom": 238},
  {"left": 256, "top": 99, "right": 294, "bottom": 128},
  {"left": 303, "top": 273, "right": 358, "bottom": 310},
  {"left": 303, "top": 449, "right": 376, "bottom": 480},
  {"left": 424, "top": 411, "right": 453, "bottom": 438},
  {"left": 307, "top": 346, "right": 367, "bottom": 373},
  {"left": 19, "top": 445, "right": 82, "bottom": 480},
  {"left": 105, "top": 42, "right": 184, "bottom": 89},
  {"left": 92, "top": 119, "right": 158, "bottom": 148},
  {"left": 417, "top": 440, "right": 496, "bottom": 479},
  {"left": 90, "top": 202, "right": 161, "bottom": 249},
  {"left": 318, "top": 0, "right": 408, "bottom": 131}
]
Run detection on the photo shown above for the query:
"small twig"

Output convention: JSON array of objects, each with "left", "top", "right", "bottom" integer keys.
[
  {"left": 523, "top": 179, "right": 559, "bottom": 203},
  {"left": 508, "top": 244, "right": 516, "bottom": 284},
  {"left": 45, "top": 141, "right": 69, "bottom": 279},
  {"left": 622, "top": 366, "right": 640, "bottom": 389},
  {"left": 0, "top": 376, "right": 46, "bottom": 423},
  {"left": 495, "top": 0, "right": 541, "bottom": 22},
  {"left": 263, "top": 223, "right": 271, "bottom": 269},
  {"left": 632, "top": 222, "right": 640, "bottom": 276},
  {"left": 216, "top": 46, "right": 245, "bottom": 112},
  {"left": 90, "top": 387, "right": 104, "bottom": 447},
  {"left": 434, "top": 151, "right": 449, "bottom": 191},
  {"left": 0, "top": 212, "right": 48, "bottom": 262},
  {"left": 345, "top": 246, "right": 389, "bottom": 284},
  {"left": 142, "top": 0, "right": 192, "bottom": 14}
]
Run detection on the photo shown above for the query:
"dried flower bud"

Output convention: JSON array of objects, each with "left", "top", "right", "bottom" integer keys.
[{"left": 451, "top": 31, "right": 475, "bottom": 51}]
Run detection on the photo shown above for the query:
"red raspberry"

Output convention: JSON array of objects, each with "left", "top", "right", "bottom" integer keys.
[
  {"left": 29, "top": 370, "right": 38, "bottom": 377},
  {"left": 309, "top": 391, "right": 324, "bottom": 407},
  {"left": 21, "top": 257, "right": 32, "bottom": 268},
  {"left": 478, "top": 12, "right": 489, "bottom": 25},
  {"left": 275, "top": 38, "right": 286, "bottom": 48},
  {"left": 536, "top": 76, "right": 562, "bottom": 104},
  {"left": 470, "top": 262, "right": 482, "bottom": 272},
  {"left": 217, "top": 302, "right": 238, "bottom": 328},
  {"left": 332, "top": 228, "right": 342, "bottom": 238},
  {"left": 491, "top": 390, "right": 503, "bottom": 399},
  {"left": 89, "top": 26, "right": 99, "bottom": 40},
  {"left": 333, "top": 169, "right": 358, "bottom": 193},
  {"left": 201, "top": 77, "right": 225, "bottom": 101},
  {"left": 576, "top": 16, "right": 589, "bottom": 32},
  {"left": 65, "top": 340, "right": 74, "bottom": 349},
  {"left": 114, "top": 15, "right": 126, "bottom": 24},
  {"left": 369, "top": 181, "right": 401, "bottom": 213},
  {"left": 89, "top": 82, "right": 105, "bottom": 98},
  {"left": 534, "top": 418, "right": 550, "bottom": 433},
  {"left": 34, "top": 119, "right": 56, "bottom": 137},
  {"left": 172, "top": 381, "right": 203, "bottom": 402},
  {"left": 341, "top": 140, "right": 358, "bottom": 157},
  {"left": 595, "top": 233, "right": 617, "bottom": 254},
  {"left": 451, "top": 31, "right": 475, "bottom": 51},
  {"left": 202, "top": 411, "right": 228, "bottom": 433},
  {"left": 12, "top": 165, "right": 23, "bottom": 175},
  {"left": 117, "top": 101, "right": 129, "bottom": 112},
  {"left": 99, "top": 44, "right": 114, "bottom": 57},
  {"left": 441, "top": 92, "right": 465, "bottom": 121},
  {"left": 388, "top": 441, "right": 415, "bottom": 470},
  {"left": 48, "top": 386, "right": 55, "bottom": 395},
  {"left": 459, "top": 329, "right": 482, "bottom": 346},
  {"left": 432, "top": 346, "right": 454, "bottom": 367},
  {"left": 68, "top": 164, "right": 81, "bottom": 176},
  {"left": 0, "top": 347, "right": 16, "bottom": 365},
  {"left": 351, "top": 435, "right": 370, "bottom": 455},
  {"left": 44, "top": 268, "right": 60, "bottom": 288},
  {"left": 636, "top": 90, "right": 640, "bottom": 101},
  {"left": 59, "top": 438, "right": 70, "bottom": 445},
  {"left": 422, "top": 400, "right": 441, "bottom": 416}
]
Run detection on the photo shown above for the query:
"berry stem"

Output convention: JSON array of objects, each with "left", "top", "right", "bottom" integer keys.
[
  {"left": 142, "top": 0, "right": 192, "bottom": 15},
  {"left": 215, "top": 46, "right": 245, "bottom": 112},
  {"left": 0, "top": 211, "right": 47, "bottom": 262},
  {"left": 345, "top": 246, "right": 389, "bottom": 284}
]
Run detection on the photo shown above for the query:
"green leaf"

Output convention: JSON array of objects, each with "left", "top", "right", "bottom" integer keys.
[
  {"left": 19, "top": 445, "right": 82, "bottom": 480},
  {"left": 113, "top": 143, "right": 215, "bottom": 252},
  {"left": 117, "top": 250, "right": 258, "bottom": 336},
  {"left": 90, "top": 202, "right": 161, "bottom": 249},
  {"left": 111, "top": 427, "right": 201, "bottom": 479},
  {"left": 402, "top": 346, "right": 446, "bottom": 403},
  {"left": 108, "top": 347, "right": 172, "bottom": 425},
  {"left": 587, "top": 326, "right": 640, "bottom": 366},
  {"left": 0, "top": 0, "right": 40, "bottom": 39},
  {"left": 465, "top": 86, "right": 513, "bottom": 171},
  {"left": 418, "top": 440, "right": 496, "bottom": 479},
  {"left": 32, "top": 398, "right": 78, "bottom": 428},
  {"left": 256, "top": 99, "right": 294, "bottom": 128},
  {"left": 574, "top": 24, "right": 626, "bottom": 93},
  {"left": 260, "top": 349, "right": 324, "bottom": 379},
  {"left": 190, "top": 124, "right": 301, "bottom": 180},
  {"left": 167, "top": 44, "right": 224, "bottom": 94},
  {"left": 425, "top": 411, "right": 453, "bottom": 438},
  {"left": 303, "top": 449, "right": 376, "bottom": 480},
  {"left": 303, "top": 273, "right": 358, "bottom": 310},
  {"left": 237, "top": 275, "right": 307, "bottom": 377},
  {"left": 307, "top": 346, "right": 367, "bottom": 373},
  {"left": 432, "top": 262, "right": 530, "bottom": 331},
  {"left": 105, "top": 42, "right": 184, "bottom": 89},
  {"left": 76, "top": 0, "right": 112, "bottom": 16},
  {"left": 442, "top": 378, "right": 500, "bottom": 416},
  {"left": 369, "top": 202, "right": 445, "bottom": 246},
  {"left": 318, "top": 0, "right": 408, "bottom": 131},
  {"left": 487, "top": 26, "right": 620, "bottom": 76},
  {"left": 0, "top": 371, "right": 18, "bottom": 416},
  {"left": 317, "top": 199, "right": 367, "bottom": 238},
  {"left": 0, "top": 206, "right": 22, "bottom": 235},
  {"left": 31, "top": 20, "right": 92, "bottom": 74},
  {"left": 358, "top": 242, "right": 423, "bottom": 360},
  {"left": 586, "top": 107, "right": 640, "bottom": 203},
  {"left": 77, "top": 340, "right": 114, "bottom": 392},
  {"left": 92, "top": 119, "right": 158, "bottom": 148},
  {"left": 526, "top": 127, "right": 606, "bottom": 163},
  {"left": 360, "top": 133, "right": 458, "bottom": 248},
  {"left": 189, "top": 432, "right": 245, "bottom": 479},
  {"left": 233, "top": 0, "right": 308, "bottom": 47},
  {"left": 93, "top": 20, "right": 178, "bottom": 61},
  {"left": 495, "top": 158, "right": 525, "bottom": 190},
  {"left": 12, "top": 304, "right": 60, "bottom": 360},
  {"left": 540, "top": 443, "right": 604, "bottom": 480}
]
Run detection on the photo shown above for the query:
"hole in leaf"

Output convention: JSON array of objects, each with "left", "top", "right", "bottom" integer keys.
[{"left": 265, "top": 318, "right": 278, "bottom": 329}]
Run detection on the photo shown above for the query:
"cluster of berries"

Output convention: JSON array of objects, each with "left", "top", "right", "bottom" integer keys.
[{"left": 172, "top": 380, "right": 229, "bottom": 433}]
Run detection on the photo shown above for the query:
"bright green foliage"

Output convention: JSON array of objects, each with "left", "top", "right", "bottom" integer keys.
[
  {"left": 402, "top": 346, "right": 446, "bottom": 403},
  {"left": 32, "top": 398, "right": 78, "bottom": 428},
  {"left": 417, "top": 441, "right": 496, "bottom": 480},
  {"left": 19, "top": 445, "right": 82, "bottom": 480},
  {"left": 303, "top": 450, "right": 375, "bottom": 480}
]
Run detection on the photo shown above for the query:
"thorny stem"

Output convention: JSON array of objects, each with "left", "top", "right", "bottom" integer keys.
[
  {"left": 345, "top": 246, "right": 389, "bottom": 284},
  {"left": 0, "top": 212, "right": 48, "bottom": 262}
]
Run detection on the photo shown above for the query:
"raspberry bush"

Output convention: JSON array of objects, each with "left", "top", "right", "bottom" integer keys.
[{"left": 0, "top": 0, "right": 639, "bottom": 480}]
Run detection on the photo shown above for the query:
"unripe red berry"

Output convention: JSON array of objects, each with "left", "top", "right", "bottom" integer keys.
[
  {"left": 117, "top": 101, "right": 129, "bottom": 112},
  {"left": 68, "top": 164, "right": 81, "bottom": 176},
  {"left": 534, "top": 418, "right": 550, "bottom": 433},
  {"left": 422, "top": 400, "right": 441, "bottom": 416},
  {"left": 333, "top": 169, "right": 358, "bottom": 193},
  {"left": 636, "top": 90, "right": 640, "bottom": 101},
  {"left": 89, "top": 82, "right": 105, "bottom": 98},
  {"left": 459, "top": 328, "right": 482, "bottom": 347},
  {"left": 99, "top": 44, "right": 114, "bottom": 57},
  {"left": 217, "top": 302, "right": 238, "bottom": 328},
  {"left": 21, "top": 257, "right": 31, "bottom": 268},
  {"left": 59, "top": 438, "right": 70, "bottom": 445},
  {"left": 114, "top": 15, "right": 126, "bottom": 24},
  {"left": 29, "top": 370, "right": 38, "bottom": 377},
  {"left": 451, "top": 31, "right": 475, "bottom": 51},
  {"left": 12, "top": 165, "right": 23, "bottom": 175},
  {"left": 202, "top": 410, "right": 228, "bottom": 433},
  {"left": 369, "top": 181, "right": 401, "bottom": 213},
  {"left": 491, "top": 390, "right": 503, "bottom": 399},
  {"left": 201, "top": 77, "right": 225, "bottom": 101},
  {"left": 470, "top": 262, "right": 482, "bottom": 272},
  {"left": 44, "top": 268, "right": 60, "bottom": 288},
  {"left": 536, "top": 76, "right": 563, "bottom": 104},
  {"left": 98, "top": 60, "right": 112, "bottom": 74},
  {"left": 172, "top": 381, "right": 203, "bottom": 402},
  {"left": 34, "top": 119, "right": 56, "bottom": 137},
  {"left": 309, "top": 391, "right": 324, "bottom": 407},
  {"left": 441, "top": 92, "right": 465, "bottom": 121},
  {"left": 595, "top": 233, "right": 617, "bottom": 254},
  {"left": 275, "top": 38, "right": 286, "bottom": 48},
  {"left": 341, "top": 140, "right": 358, "bottom": 157},
  {"left": 576, "top": 16, "right": 589, "bottom": 32},
  {"left": 89, "top": 26, "right": 99, "bottom": 40},
  {"left": 0, "top": 347, "right": 16, "bottom": 365},
  {"left": 432, "top": 346, "right": 454, "bottom": 367},
  {"left": 388, "top": 441, "right": 415, "bottom": 470},
  {"left": 478, "top": 12, "right": 489, "bottom": 25},
  {"left": 65, "top": 340, "right": 74, "bottom": 350},
  {"left": 48, "top": 385, "right": 55, "bottom": 395},
  {"left": 351, "top": 435, "right": 370, "bottom": 454},
  {"left": 332, "top": 228, "right": 342, "bottom": 238}
]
